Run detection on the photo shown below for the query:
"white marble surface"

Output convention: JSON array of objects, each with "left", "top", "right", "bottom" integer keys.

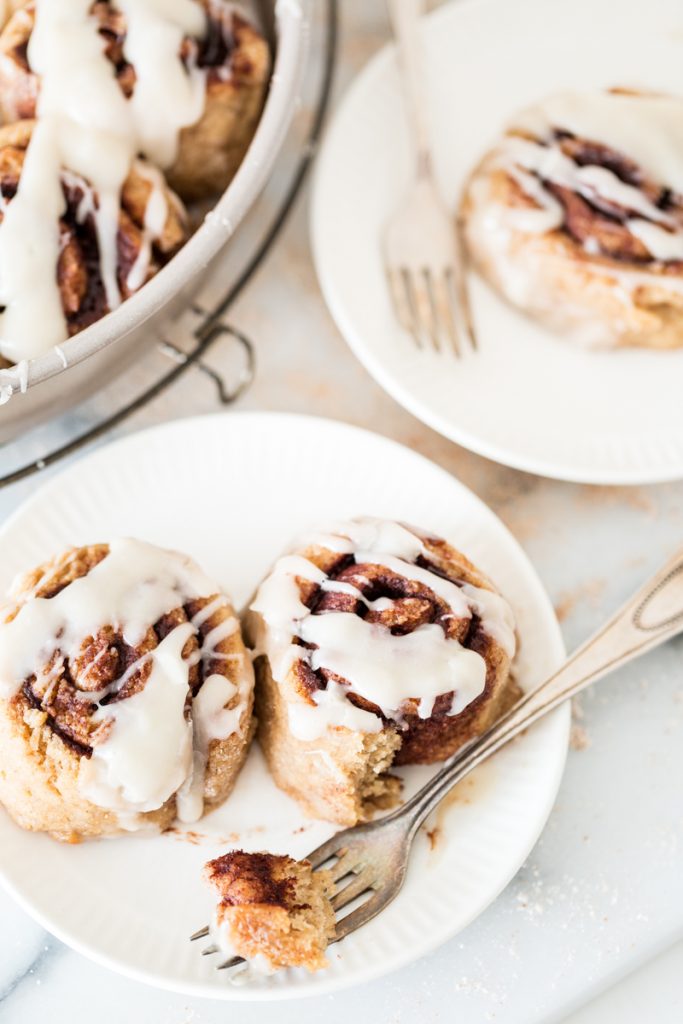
[
  {"left": 568, "top": 942, "right": 683, "bottom": 1024},
  {"left": 1, "top": 3, "right": 682, "bottom": 1022}
]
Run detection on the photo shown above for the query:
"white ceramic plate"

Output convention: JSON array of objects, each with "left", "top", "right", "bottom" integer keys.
[
  {"left": 0, "top": 412, "right": 568, "bottom": 999},
  {"left": 311, "top": 0, "right": 683, "bottom": 485}
]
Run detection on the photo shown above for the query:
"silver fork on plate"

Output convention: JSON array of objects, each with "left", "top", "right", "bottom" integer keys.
[
  {"left": 383, "top": 0, "right": 476, "bottom": 356},
  {"left": 193, "top": 547, "right": 683, "bottom": 970}
]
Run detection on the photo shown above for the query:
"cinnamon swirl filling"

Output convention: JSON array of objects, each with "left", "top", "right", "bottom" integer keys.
[
  {"left": 0, "top": 539, "right": 252, "bottom": 821},
  {"left": 0, "top": 0, "right": 268, "bottom": 364},
  {"left": 494, "top": 91, "right": 683, "bottom": 267},
  {"left": 250, "top": 518, "right": 516, "bottom": 761},
  {"left": 2, "top": 1, "right": 259, "bottom": 111},
  {"left": 0, "top": 118, "right": 188, "bottom": 364},
  {"left": 293, "top": 555, "right": 485, "bottom": 710},
  {"left": 515, "top": 133, "right": 683, "bottom": 265}
]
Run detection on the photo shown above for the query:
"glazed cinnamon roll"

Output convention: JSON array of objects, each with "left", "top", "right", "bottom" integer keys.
[
  {"left": 0, "top": 0, "right": 270, "bottom": 202},
  {"left": 246, "top": 517, "right": 516, "bottom": 826},
  {"left": 0, "top": 539, "right": 255, "bottom": 842},
  {"left": 204, "top": 851, "right": 335, "bottom": 975},
  {"left": 462, "top": 90, "right": 683, "bottom": 349},
  {"left": 0, "top": 119, "right": 188, "bottom": 365}
]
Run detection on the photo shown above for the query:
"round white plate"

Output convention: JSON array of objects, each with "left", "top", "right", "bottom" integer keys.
[
  {"left": 0, "top": 412, "right": 568, "bottom": 999},
  {"left": 311, "top": 0, "right": 683, "bottom": 485}
]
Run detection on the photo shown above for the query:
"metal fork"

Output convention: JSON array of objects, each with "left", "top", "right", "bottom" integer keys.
[
  {"left": 383, "top": 0, "right": 475, "bottom": 356},
  {"left": 193, "top": 547, "right": 683, "bottom": 971}
]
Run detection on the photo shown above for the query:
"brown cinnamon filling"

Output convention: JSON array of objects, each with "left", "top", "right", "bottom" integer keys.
[
  {"left": 535, "top": 130, "right": 683, "bottom": 265},
  {"left": 292, "top": 553, "right": 485, "bottom": 725},
  {"left": 12, "top": 550, "right": 230, "bottom": 758},
  {"left": 205, "top": 851, "right": 300, "bottom": 910},
  {"left": 90, "top": 1, "right": 248, "bottom": 98},
  {"left": 7, "top": 2, "right": 255, "bottom": 100},
  {"left": 0, "top": 147, "right": 178, "bottom": 333}
]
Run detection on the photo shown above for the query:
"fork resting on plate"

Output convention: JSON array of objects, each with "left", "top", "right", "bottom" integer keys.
[
  {"left": 383, "top": 0, "right": 476, "bottom": 356},
  {"left": 194, "top": 546, "right": 683, "bottom": 970}
]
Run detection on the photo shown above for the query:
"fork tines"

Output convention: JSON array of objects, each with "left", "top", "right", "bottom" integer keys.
[
  {"left": 190, "top": 928, "right": 245, "bottom": 972},
  {"left": 383, "top": 174, "right": 478, "bottom": 357},
  {"left": 388, "top": 265, "right": 470, "bottom": 356}
]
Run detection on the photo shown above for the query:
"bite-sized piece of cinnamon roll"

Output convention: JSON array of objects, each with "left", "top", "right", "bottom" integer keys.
[
  {"left": 0, "top": 539, "right": 255, "bottom": 843},
  {"left": 462, "top": 90, "right": 683, "bottom": 349},
  {"left": 0, "top": 119, "right": 188, "bottom": 365},
  {"left": 0, "top": 0, "right": 271, "bottom": 202},
  {"left": 245, "top": 517, "right": 516, "bottom": 826},
  {"left": 204, "top": 851, "right": 336, "bottom": 975}
]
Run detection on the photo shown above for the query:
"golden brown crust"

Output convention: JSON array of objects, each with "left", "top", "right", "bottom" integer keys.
[
  {"left": 0, "top": 543, "right": 254, "bottom": 842},
  {"left": 168, "top": 5, "right": 271, "bottom": 201},
  {"left": 0, "top": 0, "right": 271, "bottom": 202},
  {"left": 205, "top": 850, "right": 335, "bottom": 972},
  {"left": 272, "top": 529, "right": 511, "bottom": 761},
  {"left": 254, "top": 656, "right": 402, "bottom": 826}
]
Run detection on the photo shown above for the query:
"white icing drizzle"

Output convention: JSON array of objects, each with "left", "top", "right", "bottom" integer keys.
[
  {"left": 512, "top": 92, "right": 683, "bottom": 194},
  {"left": 176, "top": 610, "right": 250, "bottom": 823},
  {"left": 467, "top": 172, "right": 683, "bottom": 351},
  {"left": 627, "top": 219, "right": 683, "bottom": 262},
  {"left": 53, "top": 344, "right": 68, "bottom": 368},
  {"left": 0, "top": 118, "right": 66, "bottom": 361},
  {"left": 125, "top": 161, "right": 169, "bottom": 293},
  {"left": 0, "top": 0, "right": 210, "bottom": 364},
  {"left": 500, "top": 137, "right": 674, "bottom": 231},
  {"left": 503, "top": 163, "right": 565, "bottom": 234},
  {"left": 0, "top": 538, "right": 250, "bottom": 826},
  {"left": 251, "top": 518, "right": 516, "bottom": 741},
  {"left": 288, "top": 678, "right": 384, "bottom": 740},
  {"left": 115, "top": 0, "right": 207, "bottom": 168},
  {"left": 491, "top": 92, "right": 683, "bottom": 266},
  {"left": 79, "top": 623, "right": 195, "bottom": 814}
]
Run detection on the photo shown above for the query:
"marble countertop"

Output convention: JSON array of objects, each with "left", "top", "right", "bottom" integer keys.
[{"left": 1, "top": 3, "right": 682, "bottom": 1022}]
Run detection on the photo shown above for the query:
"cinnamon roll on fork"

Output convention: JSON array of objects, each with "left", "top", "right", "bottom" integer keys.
[
  {"left": 246, "top": 517, "right": 516, "bottom": 827},
  {"left": 462, "top": 90, "right": 683, "bottom": 349},
  {"left": 204, "top": 851, "right": 336, "bottom": 975}
]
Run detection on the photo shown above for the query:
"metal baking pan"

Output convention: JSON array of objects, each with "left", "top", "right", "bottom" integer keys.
[{"left": 0, "top": 0, "right": 309, "bottom": 443}]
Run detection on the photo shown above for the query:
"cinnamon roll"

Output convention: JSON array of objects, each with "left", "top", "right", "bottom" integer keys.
[
  {"left": 0, "top": 0, "right": 270, "bottom": 202},
  {"left": 245, "top": 517, "right": 516, "bottom": 826},
  {"left": 0, "top": 539, "right": 255, "bottom": 842},
  {"left": 204, "top": 851, "right": 335, "bottom": 975},
  {"left": 462, "top": 90, "right": 683, "bottom": 349},
  {"left": 0, "top": 119, "right": 188, "bottom": 365}
]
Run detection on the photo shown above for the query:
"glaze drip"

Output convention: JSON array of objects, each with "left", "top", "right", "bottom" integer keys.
[
  {"left": 494, "top": 91, "right": 683, "bottom": 265},
  {"left": 250, "top": 518, "right": 516, "bottom": 741},
  {"left": 0, "top": 0, "right": 208, "bottom": 362},
  {"left": 0, "top": 538, "right": 251, "bottom": 823}
]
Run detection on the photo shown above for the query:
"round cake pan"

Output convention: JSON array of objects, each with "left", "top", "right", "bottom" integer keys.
[{"left": 0, "top": 0, "right": 309, "bottom": 443}]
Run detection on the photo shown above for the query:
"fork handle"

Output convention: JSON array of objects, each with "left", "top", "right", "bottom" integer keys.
[
  {"left": 397, "top": 548, "right": 683, "bottom": 833},
  {"left": 387, "top": 0, "right": 432, "bottom": 175}
]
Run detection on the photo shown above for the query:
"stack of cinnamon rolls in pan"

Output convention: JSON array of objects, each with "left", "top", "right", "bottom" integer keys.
[{"left": 0, "top": 0, "right": 270, "bottom": 368}]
